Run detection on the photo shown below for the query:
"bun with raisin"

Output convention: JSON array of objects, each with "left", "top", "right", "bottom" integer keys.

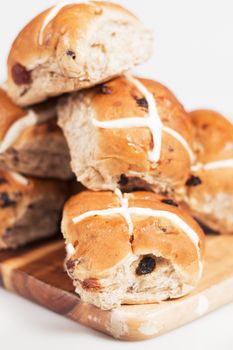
[
  {"left": 58, "top": 75, "right": 194, "bottom": 195},
  {"left": 62, "top": 190, "right": 205, "bottom": 310},
  {"left": 182, "top": 109, "right": 233, "bottom": 234},
  {"left": 7, "top": 1, "right": 152, "bottom": 106}
]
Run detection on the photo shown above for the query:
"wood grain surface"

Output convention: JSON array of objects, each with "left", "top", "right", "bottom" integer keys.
[{"left": 0, "top": 235, "right": 233, "bottom": 340}]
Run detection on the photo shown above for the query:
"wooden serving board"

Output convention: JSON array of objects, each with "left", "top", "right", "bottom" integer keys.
[{"left": 0, "top": 234, "right": 233, "bottom": 341}]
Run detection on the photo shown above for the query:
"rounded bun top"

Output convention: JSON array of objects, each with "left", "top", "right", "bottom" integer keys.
[
  {"left": 190, "top": 109, "right": 233, "bottom": 164},
  {"left": 58, "top": 75, "right": 194, "bottom": 192},
  {"left": 62, "top": 190, "right": 205, "bottom": 280},
  {"left": 7, "top": 1, "right": 153, "bottom": 105},
  {"left": 91, "top": 76, "right": 193, "bottom": 151},
  {"left": 8, "top": 2, "right": 138, "bottom": 68}
]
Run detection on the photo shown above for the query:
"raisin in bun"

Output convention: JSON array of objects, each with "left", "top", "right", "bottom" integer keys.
[
  {"left": 182, "top": 110, "right": 233, "bottom": 234},
  {"left": 7, "top": 1, "right": 152, "bottom": 106},
  {"left": 62, "top": 190, "right": 205, "bottom": 310},
  {"left": 0, "top": 88, "right": 72, "bottom": 179},
  {"left": 0, "top": 170, "right": 68, "bottom": 249},
  {"left": 58, "top": 75, "right": 194, "bottom": 195}
]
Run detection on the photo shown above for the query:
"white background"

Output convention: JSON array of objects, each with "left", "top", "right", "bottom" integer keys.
[{"left": 0, "top": 1, "right": 233, "bottom": 349}]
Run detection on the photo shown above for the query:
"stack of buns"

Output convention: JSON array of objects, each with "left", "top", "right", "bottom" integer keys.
[
  {"left": 1, "top": 1, "right": 232, "bottom": 310},
  {"left": 0, "top": 86, "right": 72, "bottom": 248}
]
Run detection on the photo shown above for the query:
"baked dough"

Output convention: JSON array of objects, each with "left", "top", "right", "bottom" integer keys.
[
  {"left": 7, "top": 1, "right": 153, "bottom": 106},
  {"left": 62, "top": 190, "right": 205, "bottom": 310},
  {"left": 182, "top": 110, "right": 233, "bottom": 234},
  {"left": 0, "top": 170, "right": 68, "bottom": 249},
  {"left": 0, "top": 88, "right": 72, "bottom": 179},
  {"left": 58, "top": 75, "right": 194, "bottom": 195}
]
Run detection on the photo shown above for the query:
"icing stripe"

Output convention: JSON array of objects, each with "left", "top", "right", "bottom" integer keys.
[
  {"left": 191, "top": 159, "right": 233, "bottom": 172},
  {"left": 66, "top": 242, "right": 76, "bottom": 256},
  {"left": 72, "top": 191, "right": 202, "bottom": 274},
  {"left": 127, "top": 207, "right": 202, "bottom": 275},
  {"left": 72, "top": 206, "right": 200, "bottom": 257},
  {"left": 114, "top": 188, "right": 133, "bottom": 236},
  {"left": 39, "top": 0, "right": 89, "bottom": 45},
  {"left": 8, "top": 171, "right": 29, "bottom": 186},
  {"left": 163, "top": 126, "right": 195, "bottom": 163},
  {"left": 125, "top": 74, "right": 163, "bottom": 162},
  {"left": 73, "top": 207, "right": 125, "bottom": 224},
  {"left": 93, "top": 117, "right": 161, "bottom": 163},
  {"left": 0, "top": 106, "right": 56, "bottom": 153},
  {"left": 0, "top": 111, "right": 37, "bottom": 153},
  {"left": 92, "top": 74, "right": 194, "bottom": 163}
]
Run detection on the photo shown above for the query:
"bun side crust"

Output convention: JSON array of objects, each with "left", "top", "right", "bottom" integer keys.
[
  {"left": 62, "top": 190, "right": 205, "bottom": 309},
  {"left": 7, "top": 2, "right": 153, "bottom": 105},
  {"left": 183, "top": 110, "right": 233, "bottom": 234},
  {"left": 0, "top": 170, "right": 68, "bottom": 249},
  {"left": 190, "top": 109, "right": 233, "bottom": 163},
  {"left": 0, "top": 88, "right": 72, "bottom": 179}
]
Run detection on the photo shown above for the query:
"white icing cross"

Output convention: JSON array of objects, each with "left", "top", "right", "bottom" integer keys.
[
  {"left": 191, "top": 159, "right": 233, "bottom": 172},
  {"left": 0, "top": 106, "right": 56, "bottom": 154},
  {"left": 72, "top": 190, "right": 202, "bottom": 274},
  {"left": 66, "top": 242, "right": 76, "bottom": 256},
  {"left": 0, "top": 110, "right": 38, "bottom": 153},
  {"left": 8, "top": 171, "right": 29, "bottom": 186},
  {"left": 92, "top": 74, "right": 195, "bottom": 164},
  {"left": 114, "top": 188, "right": 133, "bottom": 235},
  {"left": 39, "top": 0, "right": 90, "bottom": 45},
  {"left": 190, "top": 112, "right": 233, "bottom": 172}
]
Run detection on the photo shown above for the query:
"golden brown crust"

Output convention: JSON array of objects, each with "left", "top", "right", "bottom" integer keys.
[
  {"left": 95, "top": 77, "right": 192, "bottom": 175},
  {"left": 62, "top": 191, "right": 129, "bottom": 272},
  {"left": 183, "top": 110, "right": 233, "bottom": 234},
  {"left": 7, "top": 2, "right": 152, "bottom": 105},
  {"left": 126, "top": 192, "right": 205, "bottom": 258},
  {"left": 92, "top": 77, "right": 192, "bottom": 170},
  {"left": 0, "top": 169, "right": 68, "bottom": 248},
  {"left": 58, "top": 76, "right": 194, "bottom": 193},
  {"left": 190, "top": 109, "right": 233, "bottom": 163},
  {"left": 0, "top": 87, "right": 59, "bottom": 143},
  {"left": 62, "top": 190, "right": 205, "bottom": 277},
  {"left": 0, "top": 88, "right": 72, "bottom": 179},
  {"left": 13, "top": 118, "right": 63, "bottom": 148},
  {"left": 8, "top": 2, "right": 136, "bottom": 70}
]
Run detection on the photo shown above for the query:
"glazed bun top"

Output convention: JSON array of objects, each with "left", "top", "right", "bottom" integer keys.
[
  {"left": 190, "top": 109, "right": 233, "bottom": 164},
  {"left": 62, "top": 190, "right": 205, "bottom": 280},
  {"left": 90, "top": 75, "right": 194, "bottom": 162},
  {"left": 60, "top": 75, "right": 195, "bottom": 189},
  {"left": 8, "top": 1, "right": 138, "bottom": 68},
  {"left": 7, "top": 1, "right": 152, "bottom": 105}
]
